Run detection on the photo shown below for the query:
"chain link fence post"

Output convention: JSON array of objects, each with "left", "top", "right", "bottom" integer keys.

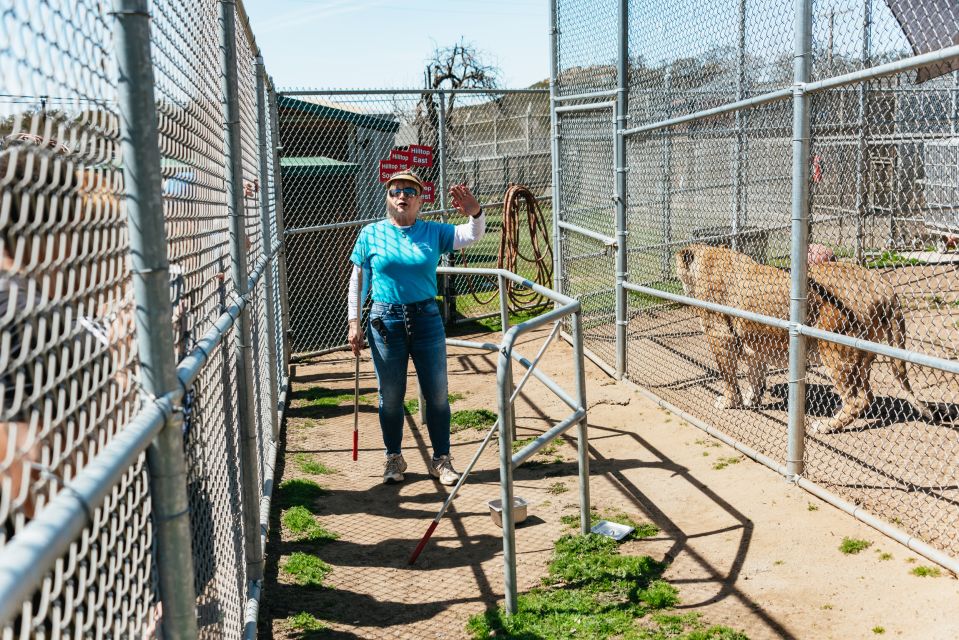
[
  {"left": 256, "top": 57, "right": 281, "bottom": 443},
  {"left": 549, "top": 0, "right": 564, "bottom": 300},
  {"left": 438, "top": 89, "right": 451, "bottom": 323},
  {"left": 614, "top": 0, "right": 629, "bottom": 379},
  {"left": 787, "top": 0, "right": 814, "bottom": 478},
  {"left": 219, "top": 0, "right": 264, "bottom": 582},
  {"left": 268, "top": 84, "right": 292, "bottom": 370},
  {"left": 112, "top": 0, "right": 199, "bottom": 635}
]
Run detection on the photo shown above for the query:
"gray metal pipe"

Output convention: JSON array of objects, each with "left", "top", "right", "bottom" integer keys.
[
  {"left": 614, "top": 0, "right": 628, "bottom": 380},
  {"left": 0, "top": 395, "right": 173, "bottom": 626},
  {"left": 219, "top": 0, "right": 264, "bottom": 582},
  {"left": 496, "top": 341, "right": 518, "bottom": 614},
  {"left": 787, "top": 0, "right": 814, "bottom": 478},
  {"left": 511, "top": 408, "right": 586, "bottom": 467},
  {"left": 660, "top": 71, "right": 674, "bottom": 281},
  {"left": 804, "top": 44, "right": 959, "bottom": 94},
  {"left": 256, "top": 57, "right": 281, "bottom": 443},
  {"left": 282, "top": 88, "right": 547, "bottom": 96},
  {"left": 558, "top": 220, "right": 618, "bottom": 247},
  {"left": 112, "top": 1, "right": 198, "bottom": 636},
  {"left": 553, "top": 88, "right": 619, "bottom": 102},
  {"left": 438, "top": 266, "right": 578, "bottom": 306},
  {"left": 555, "top": 100, "right": 616, "bottom": 114},
  {"left": 571, "top": 310, "right": 591, "bottom": 534},
  {"left": 549, "top": 0, "right": 564, "bottom": 301},
  {"left": 438, "top": 90, "right": 451, "bottom": 322},
  {"left": 268, "top": 82, "right": 292, "bottom": 369},
  {"left": 732, "top": 0, "right": 747, "bottom": 251}
]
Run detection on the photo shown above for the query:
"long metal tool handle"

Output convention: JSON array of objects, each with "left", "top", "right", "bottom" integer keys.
[
  {"left": 408, "top": 321, "right": 561, "bottom": 564},
  {"left": 352, "top": 355, "right": 360, "bottom": 461}
]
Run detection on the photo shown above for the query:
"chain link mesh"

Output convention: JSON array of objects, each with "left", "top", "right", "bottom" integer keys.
[
  {"left": 557, "top": 0, "right": 959, "bottom": 563},
  {"left": 1, "top": 0, "right": 287, "bottom": 635},
  {"left": 277, "top": 90, "right": 552, "bottom": 355}
]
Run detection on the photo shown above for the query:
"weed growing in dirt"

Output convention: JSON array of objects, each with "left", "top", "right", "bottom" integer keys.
[
  {"left": 297, "top": 386, "right": 369, "bottom": 408},
  {"left": 288, "top": 612, "right": 326, "bottom": 633},
  {"left": 863, "top": 251, "right": 924, "bottom": 268},
  {"left": 821, "top": 604, "right": 833, "bottom": 610},
  {"left": 807, "top": 503, "right": 819, "bottom": 511},
  {"left": 878, "top": 552, "right": 893, "bottom": 561},
  {"left": 466, "top": 534, "right": 746, "bottom": 639},
  {"left": 450, "top": 408, "right": 497, "bottom": 432},
  {"left": 839, "top": 537, "right": 872, "bottom": 554},
  {"left": 695, "top": 438, "right": 721, "bottom": 448},
  {"left": 282, "top": 552, "right": 331, "bottom": 587},
  {"left": 910, "top": 566, "right": 942, "bottom": 577},
  {"left": 277, "top": 479, "right": 326, "bottom": 508},
  {"left": 282, "top": 506, "right": 339, "bottom": 543},
  {"left": 404, "top": 398, "right": 418, "bottom": 415},
  {"left": 512, "top": 436, "right": 559, "bottom": 456},
  {"left": 547, "top": 482, "right": 568, "bottom": 495},
  {"left": 448, "top": 392, "right": 466, "bottom": 403},
  {"left": 872, "top": 627, "right": 885, "bottom": 634},
  {"left": 293, "top": 454, "right": 335, "bottom": 475},
  {"left": 712, "top": 456, "right": 741, "bottom": 470}
]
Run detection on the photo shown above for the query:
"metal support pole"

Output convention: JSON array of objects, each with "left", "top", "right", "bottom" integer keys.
[
  {"left": 268, "top": 83, "right": 291, "bottom": 369},
  {"left": 732, "top": 0, "right": 747, "bottom": 252},
  {"left": 525, "top": 102, "right": 532, "bottom": 154},
  {"left": 256, "top": 57, "right": 281, "bottom": 442},
  {"left": 220, "top": 0, "right": 264, "bottom": 581},
  {"left": 661, "top": 71, "right": 673, "bottom": 281},
  {"left": 438, "top": 90, "right": 452, "bottom": 323},
  {"left": 614, "top": 0, "right": 628, "bottom": 379},
  {"left": 498, "top": 274, "right": 516, "bottom": 439},
  {"left": 787, "top": 0, "right": 814, "bottom": 479},
  {"left": 112, "top": 0, "right": 198, "bottom": 636},
  {"left": 571, "top": 309, "right": 591, "bottom": 534},
  {"left": 854, "top": 0, "right": 872, "bottom": 264},
  {"left": 496, "top": 338, "right": 518, "bottom": 615},
  {"left": 549, "top": 0, "right": 564, "bottom": 300}
]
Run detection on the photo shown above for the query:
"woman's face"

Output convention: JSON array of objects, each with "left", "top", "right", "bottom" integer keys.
[{"left": 385, "top": 180, "right": 422, "bottom": 218}]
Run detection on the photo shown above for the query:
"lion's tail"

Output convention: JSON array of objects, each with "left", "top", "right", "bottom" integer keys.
[{"left": 883, "top": 296, "right": 933, "bottom": 421}]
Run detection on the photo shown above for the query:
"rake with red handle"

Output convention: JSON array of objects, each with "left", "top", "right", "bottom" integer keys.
[{"left": 408, "top": 321, "right": 561, "bottom": 565}]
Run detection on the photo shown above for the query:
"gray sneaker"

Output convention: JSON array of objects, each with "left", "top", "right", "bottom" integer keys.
[
  {"left": 429, "top": 455, "right": 460, "bottom": 486},
  {"left": 383, "top": 453, "right": 407, "bottom": 484}
]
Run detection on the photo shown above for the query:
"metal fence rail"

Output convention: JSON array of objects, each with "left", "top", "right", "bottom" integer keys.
[
  {"left": 552, "top": 0, "right": 959, "bottom": 571},
  {"left": 275, "top": 88, "right": 554, "bottom": 356},
  {"left": 0, "top": 0, "right": 288, "bottom": 637}
]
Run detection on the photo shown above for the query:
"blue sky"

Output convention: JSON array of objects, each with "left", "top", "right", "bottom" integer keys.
[{"left": 243, "top": 0, "right": 550, "bottom": 91}]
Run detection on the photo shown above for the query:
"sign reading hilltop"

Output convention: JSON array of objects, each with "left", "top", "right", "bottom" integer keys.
[{"left": 378, "top": 145, "right": 434, "bottom": 182}]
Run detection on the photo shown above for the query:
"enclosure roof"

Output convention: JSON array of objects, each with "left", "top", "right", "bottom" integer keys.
[
  {"left": 280, "top": 155, "right": 359, "bottom": 177},
  {"left": 278, "top": 94, "right": 400, "bottom": 133}
]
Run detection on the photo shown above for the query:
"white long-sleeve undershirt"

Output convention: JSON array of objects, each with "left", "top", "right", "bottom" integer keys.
[{"left": 347, "top": 212, "right": 485, "bottom": 321}]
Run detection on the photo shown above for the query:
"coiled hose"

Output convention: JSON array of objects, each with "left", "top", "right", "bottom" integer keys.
[{"left": 457, "top": 183, "right": 553, "bottom": 314}]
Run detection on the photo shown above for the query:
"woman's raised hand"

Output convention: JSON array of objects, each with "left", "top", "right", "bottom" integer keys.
[{"left": 450, "top": 183, "right": 481, "bottom": 218}]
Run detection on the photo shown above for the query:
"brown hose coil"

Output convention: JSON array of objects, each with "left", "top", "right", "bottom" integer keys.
[{"left": 457, "top": 183, "right": 553, "bottom": 315}]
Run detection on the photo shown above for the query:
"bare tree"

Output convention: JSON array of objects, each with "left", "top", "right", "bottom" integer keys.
[{"left": 414, "top": 39, "right": 500, "bottom": 182}]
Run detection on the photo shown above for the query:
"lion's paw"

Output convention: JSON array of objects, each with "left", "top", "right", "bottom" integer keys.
[{"left": 714, "top": 394, "right": 742, "bottom": 410}]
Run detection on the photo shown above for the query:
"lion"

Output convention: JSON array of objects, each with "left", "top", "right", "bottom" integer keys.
[{"left": 675, "top": 244, "right": 932, "bottom": 434}]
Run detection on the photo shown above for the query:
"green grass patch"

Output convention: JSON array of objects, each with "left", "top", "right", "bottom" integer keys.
[
  {"left": 288, "top": 612, "right": 326, "bottom": 633},
  {"left": 467, "top": 534, "right": 745, "bottom": 639},
  {"left": 292, "top": 453, "right": 335, "bottom": 475},
  {"left": 404, "top": 398, "right": 419, "bottom": 415},
  {"left": 277, "top": 478, "right": 326, "bottom": 508},
  {"left": 448, "top": 392, "right": 466, "bottom": 403},
  {"left": 863, "top": 251, "right": 924, "bottom": 268},
  {"left": 712, "top": 456, "right": 741, "bottom": 470},
  {"left": 546, "top": 481, "right": 568, "bottom": 495},
  {"left": 282, "top": 552, "right": 331, "bottom": 587},
  {"left": 807, "top": 503, "right": 819, "bottom": 511},
  {"left": 282, "top": 506, "right": 339, "bottom": 543},
  {"left": 839, "top": 537, "right": 872, "bottom": 554},
  {"left": 872, "top": 627, "right": 886, "bottom": 635},
  {"left": 878, "top": 551, "right": 893, "bottom": 561},
  {"left": 513, "top": 435, "right": 559, "bottom": 456},
  {"left": 910, "top": 565, "right": 942, "bottom": 577},
  {"left": 473, "top": 307, "right": 547, "bottom": 333},
  {"left": 560, "top": 509, "right": 659, "bottom": 541},
  {"left": 450, "top": 408, "right": 497, "bottom": 433},
  {"left": 296, "top": 386, "right": 369, "bottom": 408},
  {"left": 627, "top": 280, "right": 685, "bottom": 311}
]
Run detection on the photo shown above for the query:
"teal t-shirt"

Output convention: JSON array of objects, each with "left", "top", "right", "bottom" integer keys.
[{"left": 350, "top": 219, "right": 455, "bottom": 304}]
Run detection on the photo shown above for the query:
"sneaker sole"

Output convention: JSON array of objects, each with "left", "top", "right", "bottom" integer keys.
[{"left": 383, "top": 473, "right": 405, "bottom": 484}]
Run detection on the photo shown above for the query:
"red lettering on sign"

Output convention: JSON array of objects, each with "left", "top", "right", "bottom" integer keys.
[{"left": 421, "top": 181, "right": 435, "bottom": 203}]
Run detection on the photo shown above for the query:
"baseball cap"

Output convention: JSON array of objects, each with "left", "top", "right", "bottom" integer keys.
[{"left": 385, "top": 170, "right": 424, "bottom": 193}]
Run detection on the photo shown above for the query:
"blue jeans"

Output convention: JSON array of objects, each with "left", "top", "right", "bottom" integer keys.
[{"left": 368, "top": 299, "right": 450, "bottom": 458}]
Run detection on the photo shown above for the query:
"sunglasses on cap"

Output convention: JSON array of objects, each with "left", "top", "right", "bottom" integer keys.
[{"left": 388, "top": 187, "right": 419, "bottom": 197}]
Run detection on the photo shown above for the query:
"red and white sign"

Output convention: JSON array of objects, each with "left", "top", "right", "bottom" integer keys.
[
  {"left": 379, "top": 158, "right": 409, "bottom": 182},
  {"left": 390, "top": 149, "right": 412, "bottom": 163},
  {"left": 420, "top": 181, "right": 435, "bottom": 203},
  {"left": 409, "top": 144, "right": 434, "bottom": 167}
]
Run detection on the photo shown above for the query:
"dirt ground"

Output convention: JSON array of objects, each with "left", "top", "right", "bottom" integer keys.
[{"left": 261, "top": 323, "right": 959, "bottom": 640}]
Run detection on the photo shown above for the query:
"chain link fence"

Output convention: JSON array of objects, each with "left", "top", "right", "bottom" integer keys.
[
  {"left": 277, "top": 89, "right": 553, "bottom": 356},
  {"left": 553, "top": 0, "right": 959, "bottom": 570},
  {"left": 1, "top": 0, "right": 288, "bottom": 636}
]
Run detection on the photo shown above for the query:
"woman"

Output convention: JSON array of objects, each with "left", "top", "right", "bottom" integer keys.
[{"left": 347, "top": 170, "right": 484, "bottom": 485}]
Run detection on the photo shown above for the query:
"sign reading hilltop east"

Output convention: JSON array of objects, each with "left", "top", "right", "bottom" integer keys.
[
  {"left": 409, "top": 145, "right": 433, "bottom": 167},
  {"left": 420, "top": 181, "right": 435, "bottom": 203}
]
